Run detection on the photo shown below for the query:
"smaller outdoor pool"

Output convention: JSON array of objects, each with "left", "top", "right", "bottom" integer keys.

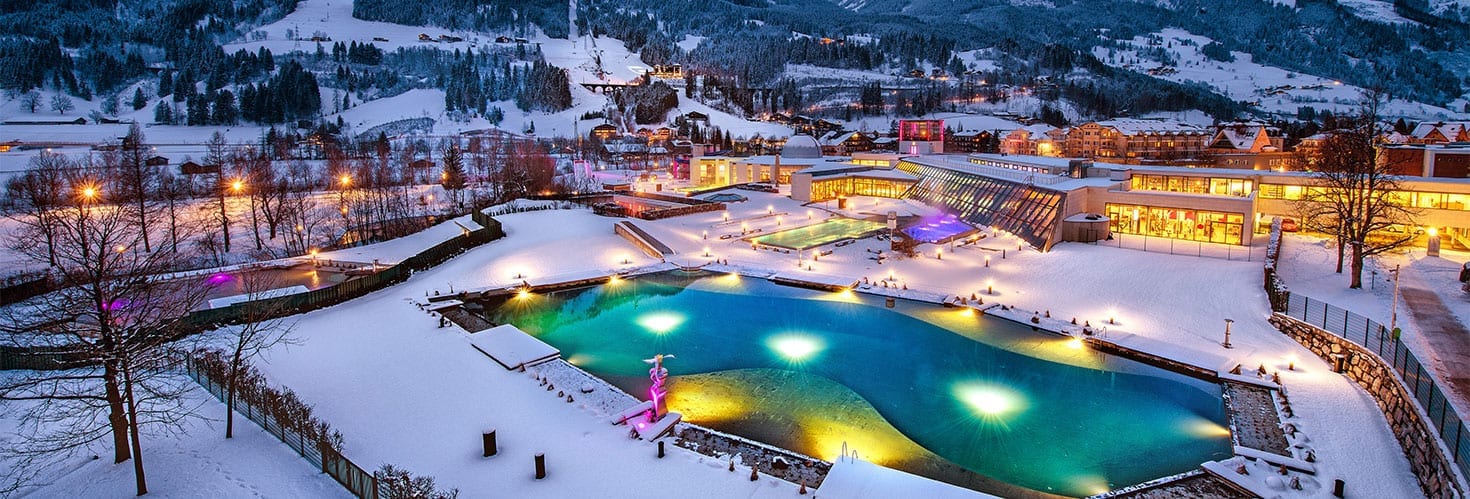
[
  {"left": 749, "top": 218, "right": 886, "bottom": 250},
  {"left": 903, "top": 214, "right": 978, "bottom": 244}
]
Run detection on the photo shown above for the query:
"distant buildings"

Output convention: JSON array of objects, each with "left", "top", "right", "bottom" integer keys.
[{"left": 1063, "top": 119, "right": 1211, "bottom": 162}]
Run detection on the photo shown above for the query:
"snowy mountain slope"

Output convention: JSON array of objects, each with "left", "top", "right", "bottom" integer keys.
[{"left": 1095, "top": 29, "right": 1469, "bottom": 120}]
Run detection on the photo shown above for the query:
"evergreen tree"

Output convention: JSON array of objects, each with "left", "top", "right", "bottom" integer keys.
[
  {"left": 212, "top": 90, "right": 238, "bottom": 125},
  {"left": 153, "top": 101, "right": 174, "bottom": 124},
  {"left": 131, "top": 88, "right": 147, "bottom": 110},
  {"left": 440, "top": 146, "right": 467, "bottom": 209}
]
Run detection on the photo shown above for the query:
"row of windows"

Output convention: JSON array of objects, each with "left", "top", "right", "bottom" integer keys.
[
  {"left": 1258, "top": 184, "right": 1470, "bottom": 211},
  {"left": 809, "top": 177, "right": 913, "bottom": 201},
  {"left": 901, "top": 162, "right": 1065, "bottom": 249},
  {"left": 1130, "top": 175, "right": 1254, "bottom": 197},
  {"left": 1105, "top": 203, "right": 1246, "bottom": 245}
]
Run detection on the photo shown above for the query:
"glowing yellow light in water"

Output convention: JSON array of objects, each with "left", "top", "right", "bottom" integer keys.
[
  {"left": 1072, "top": 475, "right": 1113, "bottom": 496},
  {"left": 769, "top": 334, "right": 823, "bottom": 361},
  {"left": 1184, "top": 418, "right": 1232, "bottom": 438},
  {"left": 516, "top": 289, "right": 532, "bottom": 299},
  {"left": 1067, "top": 337, "right": 1084, "bottom": 349},
  {"left": 637, "top": 312, "right": 685, "bottom": 335},
  {"left": 954, "top": 382, "right": 1024, "bottom": 419}
]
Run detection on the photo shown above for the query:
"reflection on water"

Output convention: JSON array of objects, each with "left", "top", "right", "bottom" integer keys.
[{"left": 488, "top": 272, "right": 1231, "bottom": 497}]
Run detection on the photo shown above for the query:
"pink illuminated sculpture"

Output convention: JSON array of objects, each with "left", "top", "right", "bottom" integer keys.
[{"left": 644, "top": 354, "right": 675, "bottom": 420}]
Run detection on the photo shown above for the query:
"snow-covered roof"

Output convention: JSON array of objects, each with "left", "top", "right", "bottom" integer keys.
[
  {"left": 1001, "top": 124, "right": 1058, "bottom": 139},
  {"left": 968, "top": 153, "right": 1078, "bottom": 170},
  {"left": 1411, "top": 122, "right": 1467, "bottom": 141},
  {"left": 1211, "top": 127, "right": 1261, "bottom": 150},
  {"left": 1091, "top": 118, "right": 1206, "bottom": 135},
  {"left": 794, "top": 162, "right": 919, "bottom": 182},
  {"left": 820, "top": 132, "right": 860, "bottom": 147},
  {"left": 819, "top": 457, "right": 998, "bottom": 499}
]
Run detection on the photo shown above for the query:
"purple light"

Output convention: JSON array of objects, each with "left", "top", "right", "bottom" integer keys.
[
  {"left": 903, "top": 213, "right": 973, "bottom": 243},
  {"left": 205, "top": 273, "right": 234, "bottom": 285}
]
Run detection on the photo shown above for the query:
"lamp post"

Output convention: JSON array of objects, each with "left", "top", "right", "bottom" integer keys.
[
  {"left": 77, "top": 184, "right": 99, "bottom": 260},
  {"left": 1223, "top": 318, "right": 1234, "bottom": 349},
  {"left": 1389, "top": 265, "right": 1401, "bottom": 335}
]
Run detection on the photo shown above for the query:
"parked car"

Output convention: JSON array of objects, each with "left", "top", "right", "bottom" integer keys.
[{"left": 1280, "top": 218, "right": 1299, "bottom": 232}]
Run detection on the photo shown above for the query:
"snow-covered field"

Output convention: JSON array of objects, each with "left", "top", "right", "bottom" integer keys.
[
  {"left": 1094, "top": 28, "right": 1468, "bottom": 120},
  {"left": 0, "top": 377, "right": 349, "bottom": 498}
]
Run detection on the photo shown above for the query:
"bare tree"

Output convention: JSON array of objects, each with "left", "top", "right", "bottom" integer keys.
[
  {"left": 1, "top": 181, "right": 208, "bottom": 495},
  {"left": 155, "top": 169, "right": 189, "bottom": 253},
  {"left": 281, "top": 158, "right": 326, "bottom": 254},
  {"left": 48, "top": 94, "right": 74, "bottom": 115},
  {"left": 4, "top": 151, "right": 70, "bottom": 267},
  {"left": 205, "top": 132, "right": 234, "bottom": 253},
  {"left": 20, "top": 90, "right": 41, "bottom": 113},
  {"left": 117, "top": 125, "right": 155, "bottom": 252},
  {"left": 216, "top": 271, "right": 297, "bottom": 438},
  {"left": 1299, "top": 91, "right": 1421, "bottom": 288}
]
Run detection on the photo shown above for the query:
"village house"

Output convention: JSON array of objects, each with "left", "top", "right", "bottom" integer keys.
[{"left": 1408, "top": 122, "right": 1470, "bottom": 145}]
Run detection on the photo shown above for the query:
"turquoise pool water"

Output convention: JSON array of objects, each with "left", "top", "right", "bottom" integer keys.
[
  {"left": 749, "top": 218, "right": 886, "bottom": 250},
  {"left": 488, "top": 272, "right": 1231, "bottom": 497}
]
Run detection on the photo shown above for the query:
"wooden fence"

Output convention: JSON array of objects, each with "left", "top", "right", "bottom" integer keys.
[{"left": 186, "top": 358, "right": 382, "bottom": 498}]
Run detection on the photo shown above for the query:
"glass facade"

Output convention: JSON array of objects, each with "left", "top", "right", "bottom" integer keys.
[
  {"left": 1130, "top": 174, "right": 1253, "bottom": 197},
  {"left": 900, "top": 161, "right": 1066, "bottom": 250},
  {"left": 1259, "top": 183, "right": 1470, "bottom": 211},
  {"left": 809, "top": 176, "right": 914, "bottom": 201},
  {"left": 1105, "top": 203, "right": 1245, "bottom": 245}
]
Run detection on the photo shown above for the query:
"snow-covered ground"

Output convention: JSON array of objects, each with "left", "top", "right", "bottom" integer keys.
[
  {"left": 1276, "top": 232, "right": 1470, "bottom": 412},
  {"left": 1094, "top": 28, "right": 1468, "bottom": 120},
  {"left": 0, "top": 377, "right": 348, "bottom": 498},
  {"left": 192, "top": 186, "right": 1421, "bottom": 497}
]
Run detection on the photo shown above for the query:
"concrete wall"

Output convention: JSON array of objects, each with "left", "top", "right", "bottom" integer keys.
[{"left": 1269, "top": 314, "right": 1467, "bottom": 499}]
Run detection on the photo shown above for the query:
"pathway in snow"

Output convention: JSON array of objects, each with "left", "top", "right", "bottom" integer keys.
[{"left": 1401, "top": 286, "right": 1470, "bottom": 409}]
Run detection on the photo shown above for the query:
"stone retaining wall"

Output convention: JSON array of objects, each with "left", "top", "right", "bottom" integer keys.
[{"left": 1270, "top": 314, "right": 1465, "bottom": 499}]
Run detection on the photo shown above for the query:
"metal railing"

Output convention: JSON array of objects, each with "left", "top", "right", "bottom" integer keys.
[{"left": 1280, "top": 291, "right": 1470, "bottom": 479}]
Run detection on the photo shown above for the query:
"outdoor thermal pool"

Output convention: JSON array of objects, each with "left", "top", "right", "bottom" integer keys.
[{"left": 486, "top": 271, "right": 1231, "bottom": 497}]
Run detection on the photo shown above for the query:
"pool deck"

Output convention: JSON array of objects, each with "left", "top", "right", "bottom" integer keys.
[{"left": 437, "top": 266, "right": 1295, "bottom": 499}]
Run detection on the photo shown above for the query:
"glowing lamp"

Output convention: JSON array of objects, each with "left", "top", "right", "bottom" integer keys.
[
  {"left": 81, "top": 186, "right": 98, "bottom": 199},
  {"left": 769, "top": 334, "right": 823, "bottom": 361},
  {"left": 231, "top": 179, "right": 244, "bottom": 192},
  {"left": 637, "top": 312, "right": 684, "bottom": 335},
  {"left": 1427, "top": 227, "right": 1438, "bottom": 237},
  {"left": 955, "top": 384, "right": 1020, "bottom": 417}
]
